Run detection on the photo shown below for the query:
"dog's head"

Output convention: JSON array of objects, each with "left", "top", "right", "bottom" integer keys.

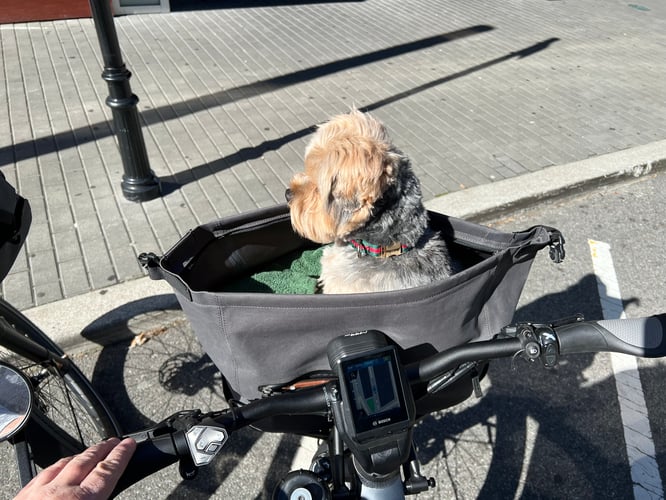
[{"left": 286, "top": 110, "right": 402, "bottom": 244}]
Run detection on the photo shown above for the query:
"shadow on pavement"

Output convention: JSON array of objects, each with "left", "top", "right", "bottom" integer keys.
[
  {"left": 0, "top": 26, "right": 492, "bottom": 169},
  {"left": 161, "top": 36, "right": 559, "bottom": 193}
]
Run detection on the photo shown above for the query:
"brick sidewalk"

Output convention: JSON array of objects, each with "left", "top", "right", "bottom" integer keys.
[{"left": 1, "top": 0, "right": 665, "bottom": 309}]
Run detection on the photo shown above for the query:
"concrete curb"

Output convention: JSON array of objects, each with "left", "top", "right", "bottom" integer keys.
[
  {"left": 21, "top": 140, "right": 666, "bottom": 349},
  {"left": 426, "top": 139, "right": 666, "bottom": 220},
  {"left": 22, "top": 275, "right": 181, "bottom": 350}
]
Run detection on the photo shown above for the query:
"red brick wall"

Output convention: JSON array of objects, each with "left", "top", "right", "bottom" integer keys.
[{"left": 1, "top": 0, "right": 92, "bottom": 23}]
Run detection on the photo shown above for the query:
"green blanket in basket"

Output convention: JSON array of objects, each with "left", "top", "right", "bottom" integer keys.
[{"left": 223, "top": 247, "right": 323, "bottom": 294}]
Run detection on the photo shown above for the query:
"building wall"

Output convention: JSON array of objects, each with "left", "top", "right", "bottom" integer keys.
[{"left": 1, "top": 0, "right": 92, "bottom": 23}]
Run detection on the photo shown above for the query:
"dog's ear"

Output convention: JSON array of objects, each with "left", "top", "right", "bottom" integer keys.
[
  {"left": 382, "top": 150, "right": 401, "bottom": 179},
  {"left": 315, "top": 138, "right": 400, "bottom": 237},
  {"left": 324, "top": 174, "right": 362, "bottom": 223}
]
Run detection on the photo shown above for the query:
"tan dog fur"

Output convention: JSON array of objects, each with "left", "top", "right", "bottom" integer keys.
[{"left": 287, "top": 109, "right": 454, "bottom": 293}]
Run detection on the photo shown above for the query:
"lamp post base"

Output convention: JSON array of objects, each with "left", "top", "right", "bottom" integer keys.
[{"left": 121, "top": 173, "right": 161, "bottom": 203}]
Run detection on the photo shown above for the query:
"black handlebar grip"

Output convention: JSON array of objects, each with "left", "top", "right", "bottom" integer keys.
[{"left": 556, "top": 314, "right": 666, "bottom": 357}]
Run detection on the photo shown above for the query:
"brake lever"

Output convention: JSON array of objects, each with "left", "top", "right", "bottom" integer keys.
[
  {"left": 125, "top": 410, "right": 197, "bottom": 444},
  {"left": 500, "top": 316, "right": 585, "bottom": 369}
]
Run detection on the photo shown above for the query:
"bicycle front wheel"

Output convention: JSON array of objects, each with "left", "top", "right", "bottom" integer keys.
[{"left": 0, "top": 297, "right": 121, "bottom": 483}]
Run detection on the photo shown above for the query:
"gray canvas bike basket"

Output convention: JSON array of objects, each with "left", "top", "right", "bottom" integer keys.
[{"left": 144, "top": 203, "right": 563, "bottom": 402}]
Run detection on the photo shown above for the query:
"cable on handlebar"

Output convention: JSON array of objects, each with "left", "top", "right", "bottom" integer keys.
[
  {"left": 407, "top": 337, "right": 525, "bottom": 387},
  {"left": 211, "top": 385, "right": 332, "bottom": 431}
]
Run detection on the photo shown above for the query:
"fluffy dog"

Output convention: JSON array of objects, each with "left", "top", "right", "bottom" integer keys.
[{"left": 286, "top": 109, "right": 455, "bottom": 294}]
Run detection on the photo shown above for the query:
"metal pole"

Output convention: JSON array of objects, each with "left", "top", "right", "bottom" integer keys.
[{"left": 88, "top": 0, "right": 161, "bottom": 202}]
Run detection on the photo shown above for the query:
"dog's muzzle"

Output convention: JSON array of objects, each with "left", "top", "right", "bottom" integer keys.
[{"left": 285, "top": 188, "right": 293, "bottom": 204}]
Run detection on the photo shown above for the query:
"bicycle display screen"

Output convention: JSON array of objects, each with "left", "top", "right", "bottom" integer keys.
[{"left": 339, "top": 348, "right": 410, "bottom": 437}]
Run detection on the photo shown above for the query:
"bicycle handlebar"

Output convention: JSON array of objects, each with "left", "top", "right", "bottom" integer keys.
[
  {"left": 111, "top": 314, "right": 666, "bottom": 497},
  {"left": 112, "top": 434, "right": 181, "bottom": 496},
  {"left": 111, "top": 389, "right": 331, "bottom": 497}
]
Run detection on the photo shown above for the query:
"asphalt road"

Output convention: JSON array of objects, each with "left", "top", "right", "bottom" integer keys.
[{"left": 2, "top": 171, "right": 665, "bottom": 499}]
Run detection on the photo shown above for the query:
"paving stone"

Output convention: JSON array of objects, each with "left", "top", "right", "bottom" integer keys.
[
  {"left": 53, "top": 229, "right": 83, "bottom": 263},
  {"left": 25, "top": 224, "right": 53, "bottom": 254},
  {"left": 109, "top": 244, "right": 143, "bottom": 282},
  {"left": 29, "top": 249, "right": 60, "bottom": 286},
  {"left": 81, "top": 238, "right": 117, "bottom": 289},
  {"left": 33, "top": 282, "right": 63, "bottom": 306},
  {"left": 0, "top": 271, "right": 33, "bottom": 310},
  {"left": 58, "top": 258, "right": 91, "bottom": 298}
]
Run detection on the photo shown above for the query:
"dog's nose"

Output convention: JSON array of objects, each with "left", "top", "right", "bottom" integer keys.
[{"left": 285, "top": 188, "right": 293, "bottom": 203}]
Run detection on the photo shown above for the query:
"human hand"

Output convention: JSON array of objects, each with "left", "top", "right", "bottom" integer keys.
[{"left": 15, "top": 437, "right": 136, "bottom": 500}]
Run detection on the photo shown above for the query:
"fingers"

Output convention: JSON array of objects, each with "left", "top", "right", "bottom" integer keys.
[
  {"left": 14, "top": 437, "right": 137, "bottom": 500},
  {"left": 79, "top": 437, "right": 137, "bottom": 497},
  {"left": 53, "top": 437, "right": 124, "bottom": 487},
  {"left": 15, "top": 456, "right": 74, "bottom": 495}
]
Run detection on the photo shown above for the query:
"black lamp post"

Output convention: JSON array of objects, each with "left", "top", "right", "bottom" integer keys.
[{"left": 88, "top": 0, "right": 161, "bottom": 202}]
